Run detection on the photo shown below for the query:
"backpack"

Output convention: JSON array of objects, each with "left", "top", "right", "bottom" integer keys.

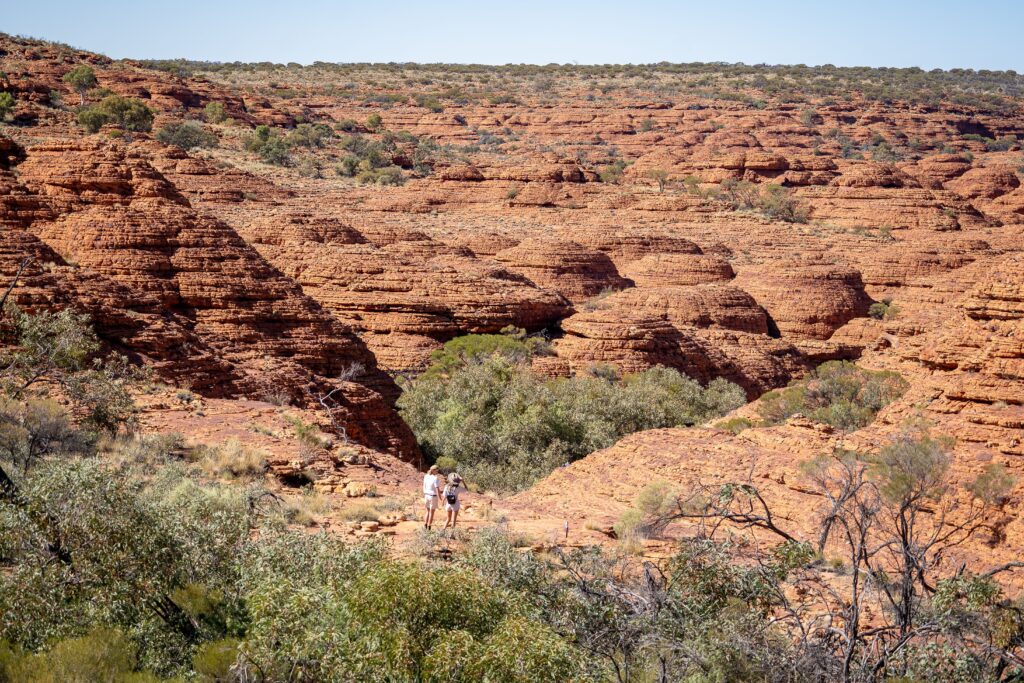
[{"left": 445, "top": 486, "right": 458, "bottom": 505}]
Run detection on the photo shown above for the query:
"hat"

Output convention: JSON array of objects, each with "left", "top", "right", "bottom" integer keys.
[{"left": 428, "top": 465, "right": 439, "bottom": 473}]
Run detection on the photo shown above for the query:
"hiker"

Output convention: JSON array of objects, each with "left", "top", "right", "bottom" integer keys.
[
  {"left": 422, "top": 464, "right": 442, "bottom": 530},
  {"left": 442, "top": 472, "right": 467, "bottom": 530}
]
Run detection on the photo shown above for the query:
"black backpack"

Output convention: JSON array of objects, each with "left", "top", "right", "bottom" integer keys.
[{"left": 445, "top": 487, "right": 458, "bottom": 505}]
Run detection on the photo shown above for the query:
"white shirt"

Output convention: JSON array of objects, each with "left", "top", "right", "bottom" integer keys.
[{"left": 423, "top": 473, "right": 441, "bottom": 496}]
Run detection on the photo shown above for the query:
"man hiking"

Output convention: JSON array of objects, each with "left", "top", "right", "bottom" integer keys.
[{"left": 422, "top": 464, "right": 442, "bottom": 530}]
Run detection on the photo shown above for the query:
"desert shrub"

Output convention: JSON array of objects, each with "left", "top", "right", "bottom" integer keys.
[
  {"left": 334, "top": 117, "right": 359, "bottom": 132},
  {"left": 398, "top": 341, "right": 745, "bottom": 492},
  {"left": 100, "top": 95, "right": 153, "bottom": 132},
  {"left": 868, "top": 298, "right": 900, "bottom": 320},
  {"left": 721, "top": 179, "right": 808, "bottom": 222},
  {"left": 985, "top": 137, "right": 1016, "bottom": 152},
  {"left": 757, "top": 360, "right": 908, "bottom": 430},
  {"left": 599, "top": 159, "right": 628, "bottom": 183},
  {"left": 194, "top": 439, "right": 267, "bottom": 480},
  {"left": 0, "top": 397, "right": 82, "bottom": 474},
  {"left": 282, "top": 490, "right": 331, "bottom": 526},
  {"left": 77, "top": 95, "right": 153, "bottom": 133},
  {"left": 296, "top": 155, "right": 324, "bottom": 178},
  {"left": 356, "top": 165, "right": 405, "bottom": 185},
  {"left": 0, "top": 92, "right": 15, "bottom": 120},
  {"left": 415, "top": 94, "right": 444, "bottom": 112},
  {"left": 646, "top": 168, "right": 670, "bottom": 192},
  {"left": 203, "top": 101, "right": 227, "bottom": 123},
  {"left": 0, "top": 306, "right": 142, "bottom": 445},
  {"left": 365, "top": 112, "right": 383, "bottom": 131},
  {"left": 286, "top": 122, "right": 332, "bottom": 148},
  {"left": 0, "top": 460, "right": 251, "bottom": 675},
  {"left": 244, "top": 125, "right": 291, "bottom": 166},
  {"left": 715, "top": 416, "right": 755, "bottom": 434},
  {"left": 0, "top": 627, "right": 144, "bottom": 682},
  {"left": 191, "top": 637, "right": 239, "bottom": 681},
  {"left": 101, "top": 432, "right": 184, "bottom": 473},
  {"left": 77, "top": 106, "right": 110, "bottom": 133},
  {"left": 420, "top": 327, "right": 549, "bottom": 379},
  {"left": 155, "top": 120, "right": 217, "bottom": 150},
  {"left": 334, "top": 156, "right": 359, "bottom": 177}
]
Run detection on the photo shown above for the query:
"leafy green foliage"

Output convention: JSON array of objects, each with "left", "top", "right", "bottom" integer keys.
[
  {"left": 868, "top": 298, "right": 900, "bottom": 320},
  {"left": 285, "top": 122, "right": 332, "bottom": 148},
  {"left": 757, "top": 360, "right": 908, "bottom": 430},
  {"left": 155, "top": 121, "right": 217, "bottom": 150},
  {"left": 202, "top": 101, "right": 227, "bottom": 124},
  {"left": 399, "top": 336, "right": 746, "bottom": 491},
  {"left": 0, "top": 306, "right": 142, "bottom": 455},
  {"left": 77, "top": 95, "right": 154, "bottom": 133},
  {"left": 244, "top": 125, "right": 291, "bottom": 166},
  {"left": 0, "top": 92, "right": 15, "bottom": 120}
]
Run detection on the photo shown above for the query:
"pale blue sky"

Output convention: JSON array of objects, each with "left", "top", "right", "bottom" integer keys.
[{"left": 5, "top": 0, "right": 1023, "bottom": 70}]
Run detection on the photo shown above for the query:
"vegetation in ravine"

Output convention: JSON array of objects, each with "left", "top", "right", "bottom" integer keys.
[{"left": 397, "top": 329, "right": 746, "bottom": 492}]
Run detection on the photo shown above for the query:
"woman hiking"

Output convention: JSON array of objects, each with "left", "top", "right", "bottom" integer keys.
[
  {"left": 442, "top": 472, "right": 467, "bottom": 530},
  {"left": 422, "top": 464, "right": 442, "bottom": 530}
]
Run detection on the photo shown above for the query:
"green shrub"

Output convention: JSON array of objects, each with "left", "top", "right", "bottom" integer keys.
[
  {"left": 0, "top": 92, "right": 15, "bottom": 120},
  {"left": 77, "top": 106, "right": 110, "bottom": 133},
  {"left": 191, "top": 638, "right": 239, "bottom": 681},
  {"left": 398, "top": 343, "right": 745, "bottom": 492},
  {"left": 286, "top": 122, "right": 332, "bottom": 149},
  {"left": 415, "top": 94, "right": 444, "bottom": 112},
  {"left": 757, "top": 360, "right": 908, "bottom": 430},
  {"left": 4, "top": 627, "right": 143, "bottom": 682},
  {"left": 155, "top": 121, "right": 217, "bottom": 150},
  {"left": 356, "top": 165, "right": 405, "bottom": 185},
  {"left": 77, "top": 95, "right": 154, "bottom": 133},
  {"left": 99, "top": 95, "right": 153, "bottom": 132},
  {"left": 335, "top": 156, "right": 359, "bottom": 177},
  {"left": 365, "top": 113, "right": 383, "bottom": 131},
  {"left": 868, "top": 298, "right": 900, "bottom": 320},
  {"left": 203, "top": 101, "right": 227, "bottom": 124},
  {"left": 244, "top": 125, "right": 291, "bottom": 166},
  {"left": 715, "top": 416, "right": 755, "bottom": 434}
]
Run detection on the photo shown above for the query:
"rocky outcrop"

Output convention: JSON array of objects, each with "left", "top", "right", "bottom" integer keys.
[
  {"left": 620, "top": 253, "right": 735, "bottom": 288},
  {"left": 493, "top": 238, "right": 630, "bottom": 304},
  {"left": 3, "top": 136, "right": 417, "bottom": 458},
  {"left": 734, "top": 263, "right": 873, "bottom": 340}
]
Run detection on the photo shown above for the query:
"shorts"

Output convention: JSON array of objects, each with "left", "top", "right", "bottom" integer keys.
[
  {"left": 444, "top": 500, "right": 461, "bottom": 513},
  {"left": 424, "top": 494, "right": 439, "bottom": 510}
]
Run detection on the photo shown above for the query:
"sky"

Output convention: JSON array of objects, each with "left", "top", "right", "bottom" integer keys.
[{"left": 4, "top": 0, "right": 1023, "bottom": 70}]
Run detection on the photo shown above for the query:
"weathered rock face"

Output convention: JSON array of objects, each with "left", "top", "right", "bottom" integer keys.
[
  {"left": 619, "top": 253, "right": 736, "bottom": 288},
  {"left": 734, "top": 263, "right": 873, "bottom": 340},
  {"left": 493, "top": 238, "right": 630, "bottom": 303},
  {"left": 562, "top": 231, "right": 703, "bottom": 269},
  {"left": 1, "top": 136, "right": 417, "bottom": 458},
  {"left": 245, "top": 233, "right": 572, "bottom": 371},
  {"left": 554, "top": 285, "right": 807, "bottom": 397}
]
